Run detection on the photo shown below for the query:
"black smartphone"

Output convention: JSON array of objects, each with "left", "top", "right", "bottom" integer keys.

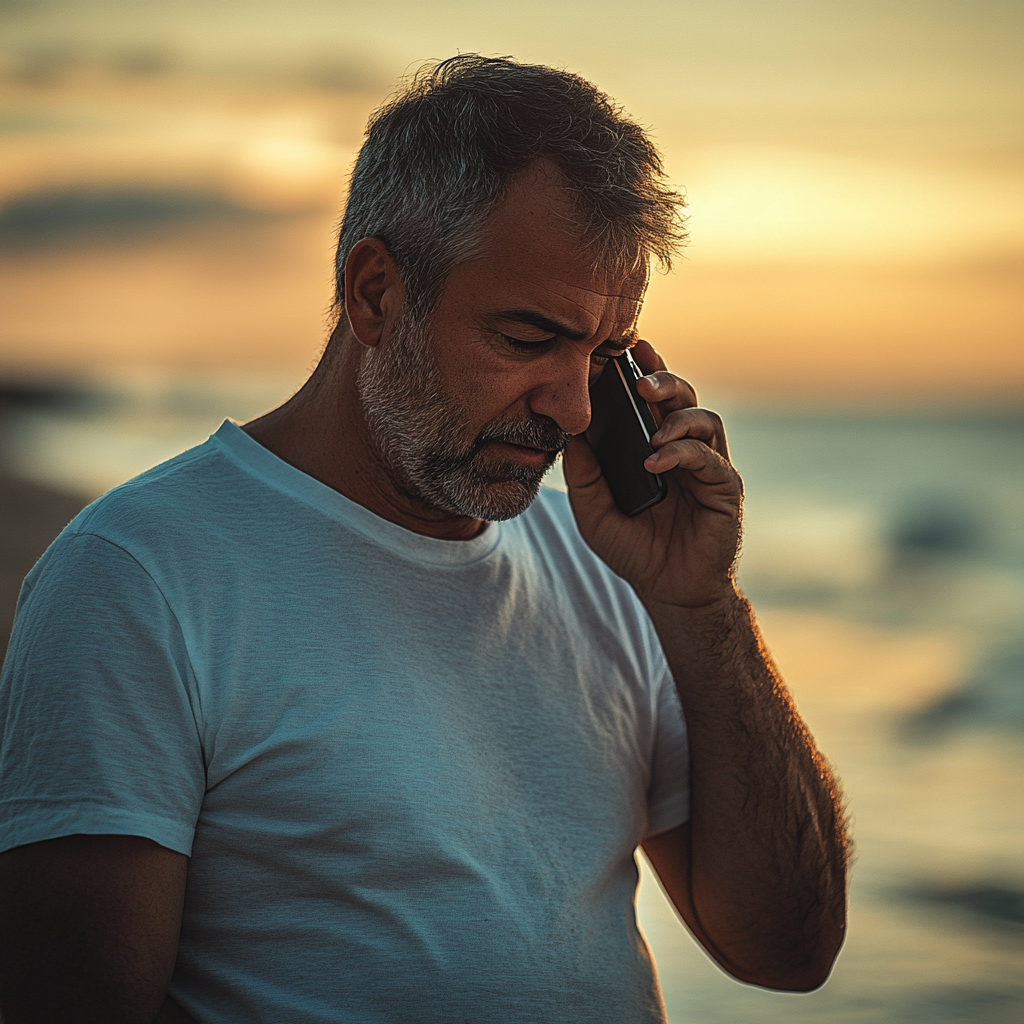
[{"left": 585, "top": 350, "right": 668, "bottom": 516}]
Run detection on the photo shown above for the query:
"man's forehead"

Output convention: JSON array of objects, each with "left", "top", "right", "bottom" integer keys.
[
  {"left": 471, "top": 161, "right": 647, "bottom": 320},
  {"left": 426, "top": 162, "right": 648, "bottom": 345}
]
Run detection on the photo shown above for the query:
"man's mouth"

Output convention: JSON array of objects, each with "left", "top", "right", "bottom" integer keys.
[
  {"left": 476, "top": 418, "right": 573, "bottom": 467},
  {"left": 486, "top": 440, "right": 559, "bottom": 467}
]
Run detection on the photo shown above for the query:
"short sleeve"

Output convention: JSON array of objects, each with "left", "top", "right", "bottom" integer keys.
[
  {"left": 0, "top": 532, "right": 206, "bottom": 856},
  {"left": 645, "top": 668, "right": 690, "bottom": 837}
]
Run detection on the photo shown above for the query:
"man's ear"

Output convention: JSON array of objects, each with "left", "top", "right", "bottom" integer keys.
[{"left": 344, "top": 237, "right": 404, "bottom": 348}]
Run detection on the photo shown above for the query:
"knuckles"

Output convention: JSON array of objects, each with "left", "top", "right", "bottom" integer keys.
[
  {"left": 654, "top": 408, "right": 726, "bottom": 444},
  {"left": 641, "top": 371, "right": 698, "bottom": 405}
]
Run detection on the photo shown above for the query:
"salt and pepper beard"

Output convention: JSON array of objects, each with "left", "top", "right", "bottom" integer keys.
[{"left": 356, "top": 307, "right": 573, "bottom": 522}]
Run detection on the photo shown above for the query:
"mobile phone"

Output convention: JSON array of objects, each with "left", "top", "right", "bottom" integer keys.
[{"left": 585, "top": 351, "right": 668, "bottom": 516}]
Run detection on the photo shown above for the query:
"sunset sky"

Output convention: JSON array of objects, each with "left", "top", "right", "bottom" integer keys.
[{"left": 1, "top": 0, "right": 1021, "bottom": 402}]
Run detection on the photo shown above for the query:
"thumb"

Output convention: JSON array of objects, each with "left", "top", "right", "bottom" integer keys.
[
  {"left": 562, "top": 435, "right": 616, "bottom": 516},
  {"left": 562, "top": 434, "right": 602, "bottom": 491}
]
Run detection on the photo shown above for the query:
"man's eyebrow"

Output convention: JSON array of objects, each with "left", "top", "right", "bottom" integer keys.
[
  {"left": 494, "top": 310, "right": 636, "bottom": 350},
  {"left": 493, "top": 309, "right": 590, "bottom": 342}
]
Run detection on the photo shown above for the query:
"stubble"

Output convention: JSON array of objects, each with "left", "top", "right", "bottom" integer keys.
[{"left": 355, "top": 310, "right": 572, "bottom": 522}]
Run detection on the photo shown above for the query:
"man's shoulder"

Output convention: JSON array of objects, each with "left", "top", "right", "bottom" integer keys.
[
  {"left": 19, "top": 426, "right": 276, "bottom": 615},
  {"left": 52, "top": 424, "right": 285, "bottom": 581},
  {"left": 70, "top": 432, "right": 235, "bottom": 542}
]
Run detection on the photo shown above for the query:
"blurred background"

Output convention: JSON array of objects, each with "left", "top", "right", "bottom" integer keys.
[{"left": 0, "top": 1, "right": 1021, "bottom": 1020}]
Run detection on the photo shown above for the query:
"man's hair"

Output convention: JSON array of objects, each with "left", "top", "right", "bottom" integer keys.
[{"left": 334, "top": 54, "right": 686, "bottom": 321}]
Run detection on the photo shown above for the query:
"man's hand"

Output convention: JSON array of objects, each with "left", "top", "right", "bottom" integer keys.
[
  {"left": 562, "top": 339, "right": 741, "bottom": 609},
  {"left": 564, "top": 341, "right": 848, "bottom": 991},
  {"left": 0, "top": 834, "right": 186, "bottom": 1024}
]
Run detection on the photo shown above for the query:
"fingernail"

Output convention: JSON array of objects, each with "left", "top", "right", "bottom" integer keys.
[
  {"left": 646, "top": 450, "right": 661, "bottom": 463},
  {"left": 643, "top": 375, "right": 660, "bottom": 389}
]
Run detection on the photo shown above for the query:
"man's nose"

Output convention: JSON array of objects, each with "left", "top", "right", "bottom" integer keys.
[{"left": 527, "top": 358, "right": 593, "bottom": 436}]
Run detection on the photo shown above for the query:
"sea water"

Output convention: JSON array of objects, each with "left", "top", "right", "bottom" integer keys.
[{"left": 1, "top": 377, "right": 1021, "bottom": 1023}]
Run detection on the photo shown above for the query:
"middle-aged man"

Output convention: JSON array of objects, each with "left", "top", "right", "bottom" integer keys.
[{"left": 0, "top": 56, "right": 848, "bottom": 1023}]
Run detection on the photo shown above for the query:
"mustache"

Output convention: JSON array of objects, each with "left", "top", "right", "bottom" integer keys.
[{"left": 475, "top": 416, "right": 574, "bottom": 455}]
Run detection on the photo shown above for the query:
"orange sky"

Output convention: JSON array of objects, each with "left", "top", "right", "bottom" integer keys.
[{"left": 0, "top": 1, "right": 1021, "bottom": 401}]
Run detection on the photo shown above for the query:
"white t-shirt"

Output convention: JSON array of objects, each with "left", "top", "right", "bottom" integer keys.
[{"left": 0, "top": 420, "right": 689, "bottom": 1024}]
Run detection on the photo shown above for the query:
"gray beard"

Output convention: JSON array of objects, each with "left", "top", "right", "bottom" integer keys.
[{"left": 355, "top": 310, "right": 572, "bottom": 522}]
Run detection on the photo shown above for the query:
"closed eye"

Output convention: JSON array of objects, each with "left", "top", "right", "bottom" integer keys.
[
  {"left": 500, "top": 333, "right": 631, "bottom": 365},
  {"left": 501, "top": 334, "right": 557, "bottom": 352}
]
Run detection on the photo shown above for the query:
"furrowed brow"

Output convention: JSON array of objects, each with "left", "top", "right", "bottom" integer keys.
[{"left": 494, "top": 309, "right": 590, "bottom": 342}]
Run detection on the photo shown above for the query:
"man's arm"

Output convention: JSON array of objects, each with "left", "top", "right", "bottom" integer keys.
[
  {"left": 563, "top": 341, "right": 848, "bottom": 990},
  {"left": 640, "top": 595, "right": 848, "bottom": 990},
  {"left": 0, "top": 834, "right": 187, "bottom": 1024}
]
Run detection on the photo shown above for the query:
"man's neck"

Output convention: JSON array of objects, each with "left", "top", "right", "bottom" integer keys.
[{"left": 242, "top": 341, "right": 489, "bottom": 541}]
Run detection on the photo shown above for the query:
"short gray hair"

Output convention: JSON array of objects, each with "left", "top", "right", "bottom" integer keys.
[{"left": 334, "top": 55, "right": 686, "bottom": 322}]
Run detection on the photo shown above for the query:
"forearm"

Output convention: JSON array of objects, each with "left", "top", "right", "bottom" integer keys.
[{"left": 646, "top": 589, "right": 849, "bottom": 989}]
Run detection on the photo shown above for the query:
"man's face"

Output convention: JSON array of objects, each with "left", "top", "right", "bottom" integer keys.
[{"left": 357, "top": 161, "right": 646, "bottom": 522}]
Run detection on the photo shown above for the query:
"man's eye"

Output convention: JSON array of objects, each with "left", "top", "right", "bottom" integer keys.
[{"left": 502, "top": 334, "right": 556, "bottom": 352}]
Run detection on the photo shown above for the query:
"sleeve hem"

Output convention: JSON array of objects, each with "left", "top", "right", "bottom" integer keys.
[
  {"left": 0, "top": 806, "right": 196, "bottom": 857},
  {"left": 644, "top": 795, "right": 690, "bottom": 840}
]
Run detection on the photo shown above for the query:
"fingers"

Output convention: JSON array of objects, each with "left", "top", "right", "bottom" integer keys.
[
  {"left": 644, "top": 437, "right": 732, "bottom": 481},
  {"left": 644, "top": 438, "right": 742, "bottom": 514},
  {"left": 631, "top": 340, "right": 700, "bottom": 416},
  {"left": 650, "top": 407, "right": 731, "bottom": 463},
  {"left": 637, "top": 372, "right": 699, "bottom": 415},
  {"left": 629, "top": 339, "right": 731, "bottom": 462},
  {"left": 631, "top": 339, "right": 667, "bottom": 375}
]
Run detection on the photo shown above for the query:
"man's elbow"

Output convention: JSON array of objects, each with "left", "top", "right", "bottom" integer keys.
[
  {"left": 729, "top": 926, "right": 845, "bottom": 993},
  {"left": 751, "top": 962, "right": 834, "bottom": 994}
]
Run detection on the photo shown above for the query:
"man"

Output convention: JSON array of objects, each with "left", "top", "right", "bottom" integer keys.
[{"left": 0, "top": 56, "right": 848, "bottom": 1023}]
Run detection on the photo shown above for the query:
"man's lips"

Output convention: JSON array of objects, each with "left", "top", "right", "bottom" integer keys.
[{"left": 485, "top": 440, "right": 559, "bottom": 467}]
